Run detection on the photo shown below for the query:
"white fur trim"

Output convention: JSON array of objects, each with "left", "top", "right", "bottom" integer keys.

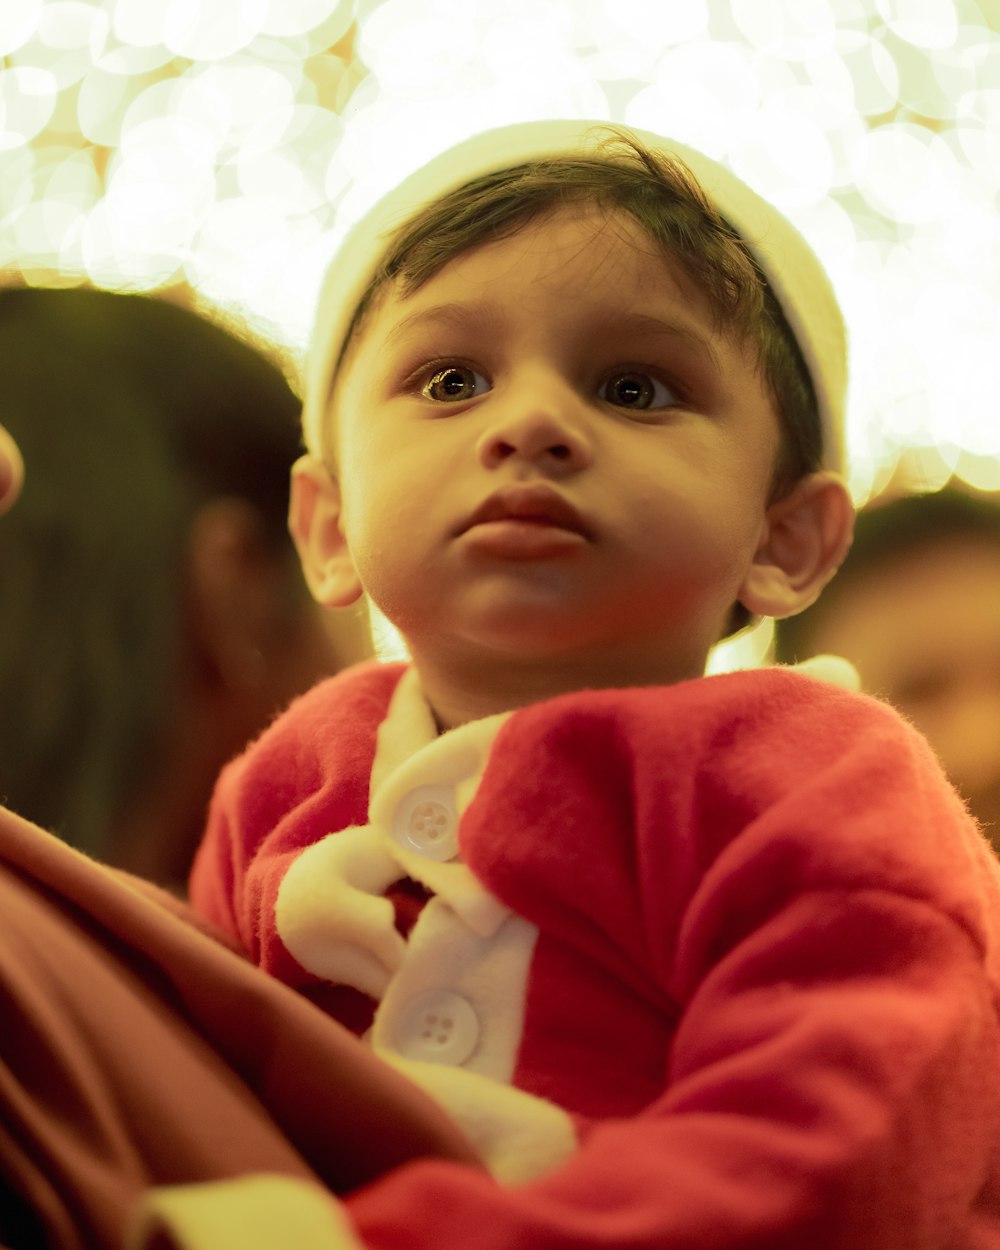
[
  {"left": 128, "top": 1175, "right": 363, "bottom": 1250},
  {"left": 386, "top": 1057, "right": 578, "bottom": 1186},
  {"left": 789, "top": 653, "right": 862, "bottom": 691},
  {"left": 303, "top": 120, "right": 846, "bottom": 472},
  {"left": 275, "top": 675, "right": 514, "bottom": 994},
  {"left": 275, "top": 826, "right": 405, "bottom": 997},
  {"left": 369, "top": 708, "right": 512, "bottom": 937},
  {"left": 274, "top": 669, "right": 555, "bottom": 1185},
  {"left": 369, "top": 666, "right": 438, "bottom": 794}
]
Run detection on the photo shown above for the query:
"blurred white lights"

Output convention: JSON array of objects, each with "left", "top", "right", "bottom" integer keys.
[
  {"left": 627, "top": 41, "right": 762, "bottom": 158},
  {"left": 876, "top": 0, "right": 959, "bottom": 51},
  {"left": 260, "top": 0, "right": 350, "bottom": 41},
  {"left": 163, "top": 0, "right": 268, "bottom": 63},
  {"left": 12, "top": 3, "right": 102, "bottom": 93},
  {"left": 729, "top": 92, "right": 837, "bottom": 208},
  {"left": 854, "top": 123, "right": 961, "bottom": 223},
  {"left": 835, "top": 29, "right": 902, "bottom": 114},
  {"left": 597, "top": 0, "right": 710, "bottom": 56},
  {"left": 0, "top": 0, "right": 997, "bottom": 499},
  {"left": 0, "top": 65, "right": 58, "bottom": 149},
  {"left": 110, "top": 0, "right": 175, "bottom": 50},
  {"left": 731, "top": 0, "right": 843, "bottom": 61},
  {"left": 0, "top": 0, "right": 43, "bottom": 60}
]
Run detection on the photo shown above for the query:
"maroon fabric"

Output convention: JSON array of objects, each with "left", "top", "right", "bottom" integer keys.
[{"left": 0, "top": 805, "right": 479, "bottom": 1250}]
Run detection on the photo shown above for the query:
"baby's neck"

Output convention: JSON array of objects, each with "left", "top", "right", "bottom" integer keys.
[{"left": 411, "top": 646, "right": 710, "bottom": 731}]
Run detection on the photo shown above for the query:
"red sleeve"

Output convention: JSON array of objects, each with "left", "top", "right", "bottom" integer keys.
[
  {"left": 189, "top": 662, "right": 406, "bottom": 968},
  {"left": 341, "top": 673, "right": 1000, "bottom": 1248},
  {"left": 343, "top": 899, "right": 1000, "bottom": 1248}
]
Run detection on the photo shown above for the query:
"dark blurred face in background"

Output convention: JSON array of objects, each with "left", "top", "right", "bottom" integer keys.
[{"left": 801, "top": 536, "right": 1000, "bottom": 844}]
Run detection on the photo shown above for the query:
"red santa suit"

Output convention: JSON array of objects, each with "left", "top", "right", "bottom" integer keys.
[{"left": 187, "top": 659, "right": 1000, "bottom": 1249}]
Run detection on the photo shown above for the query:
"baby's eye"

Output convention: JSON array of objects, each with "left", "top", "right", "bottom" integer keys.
[
  {"left": 600, "top": 371, "right": 676, "bottom": 411},
  {"left": 422, "top": 365, "right": 491, "bottom": 403}
]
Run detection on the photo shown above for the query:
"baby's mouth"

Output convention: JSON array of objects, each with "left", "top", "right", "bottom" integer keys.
[{"left": 458, "top": 484, "right": 591, "bottom": 539}]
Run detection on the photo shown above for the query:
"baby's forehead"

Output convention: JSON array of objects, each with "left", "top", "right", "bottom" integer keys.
[
  {"left": 356, "top": 201, "right": 708, "bottom": 343},
  {"left": 439, "top": 200, "right": 672, "bottom": 275}
]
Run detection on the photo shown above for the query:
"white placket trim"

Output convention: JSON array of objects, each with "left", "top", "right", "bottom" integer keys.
[{"left": 274, "top": 669, "right": 577, "bottom": 1182}]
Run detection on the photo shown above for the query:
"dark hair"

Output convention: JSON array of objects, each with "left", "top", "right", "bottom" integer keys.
[
  {"left": 339, "top": 128, "right": 821, "bottom": 497},
  {"left": 775, "top": 486, "right": 1000, "bottom": 663},
  {"left": 0, "top": 286, "right": 306, "bottom": 855}
]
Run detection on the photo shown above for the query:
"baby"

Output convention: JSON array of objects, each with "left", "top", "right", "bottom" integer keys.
[{"left": 189, "top": 121, "right": 1000, "bottom": 1248}]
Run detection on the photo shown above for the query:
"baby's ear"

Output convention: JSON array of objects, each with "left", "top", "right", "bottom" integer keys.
[
  {"left": 288, "top": 454, "right": 363, "bottom": 608},
  {"left": 738, "top": 471, "right": 854, "bottom": 620}
]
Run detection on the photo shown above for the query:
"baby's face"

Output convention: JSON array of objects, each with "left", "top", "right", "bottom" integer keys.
[{"left": 330, "top": 203, "right": 782, "bottom": 692}]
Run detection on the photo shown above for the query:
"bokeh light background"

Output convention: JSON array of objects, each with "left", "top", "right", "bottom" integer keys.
[{"left": 1, "top": 0, "right": 998, "bottom": 507}]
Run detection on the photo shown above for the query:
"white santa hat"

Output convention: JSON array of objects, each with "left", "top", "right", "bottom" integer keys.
[{"left": 302, "top": 119, "right": 846, "bottom": 473}]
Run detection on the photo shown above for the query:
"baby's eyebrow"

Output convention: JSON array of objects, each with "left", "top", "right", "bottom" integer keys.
[
  {"left": 381, "top": 303, "right": 721, "bottom": 372},
  {"left": 383, "top": 302, "right": 504, "bottom": 348},
  {"left": 606, "top": 312, "right": 722, "bottom": 372}
]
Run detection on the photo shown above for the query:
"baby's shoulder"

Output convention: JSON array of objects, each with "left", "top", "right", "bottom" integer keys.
[
  {"left": 201, "top": 661, "right": 411, "bottom": 873},
  {"left": 506, "top": 665, "right": 902, "bottom": 756},
  {"left": 213, "top": 660, "right": 408, "bottom": 808},
  {"left": 249, "top": 659, "right": 408, "bottom": 757}
]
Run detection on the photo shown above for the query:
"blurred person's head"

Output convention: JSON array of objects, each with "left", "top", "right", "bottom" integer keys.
[
  {"left": 0, "top": 286, "right": 371, "bottom": 888},
  {"left": 776, "top": 487, "right": 1000, "bottom": 841}
]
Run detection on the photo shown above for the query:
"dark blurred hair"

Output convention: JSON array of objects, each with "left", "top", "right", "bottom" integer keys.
[
  {"left": 775, "top": 486, "right": 1000, "bottom": 664},
  {"left": 0, "top": 286, "right": 305, "bottom": 854}
]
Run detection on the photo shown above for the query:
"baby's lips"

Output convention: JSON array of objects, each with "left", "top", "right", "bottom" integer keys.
[
  {"left": 0, "top": 425, "right": 24, "bottom": 515},
  {"left": 458, "top": 483, "right": 591, "bottom": 539}
]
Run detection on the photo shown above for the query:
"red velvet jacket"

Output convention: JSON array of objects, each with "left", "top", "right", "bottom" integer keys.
[{"left": 190, "top": 660, "right": 1000, "bottom": 1249}]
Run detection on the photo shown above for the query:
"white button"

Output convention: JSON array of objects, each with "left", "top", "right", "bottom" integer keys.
[
  {"left": 394, "top": 989, "right": 479, "bottom": 1066},
  {"left": 391, "top": 784, "right": 459, "bottom": 860}
]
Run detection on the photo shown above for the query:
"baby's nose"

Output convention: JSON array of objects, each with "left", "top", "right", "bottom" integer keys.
[{"left": 477, "top": 402, "right": 591, "bottom": 473}]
